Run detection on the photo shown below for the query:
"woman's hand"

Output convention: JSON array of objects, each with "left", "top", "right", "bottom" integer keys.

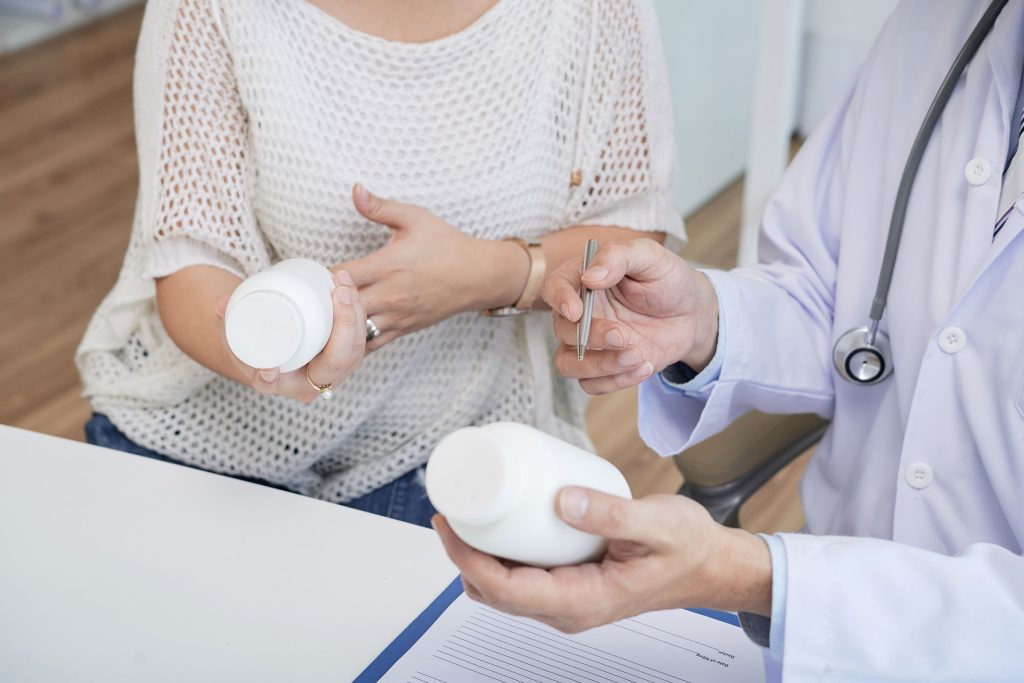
[
  {"left": 214, "top": 270, "right": 367, "bottom": 403},
  {"left": 433, "top": 487, "right": 772, "bottom": 634},
  {"left": 335, "top": 184, "right": 528, "bottom": 351},
  {"left": 542, "top": 238, "right": 720, "bottom": 395}
]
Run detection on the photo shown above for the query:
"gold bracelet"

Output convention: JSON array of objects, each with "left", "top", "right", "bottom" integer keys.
[{"left": 483, "top": 238, "right": 546, "bottom": 317}]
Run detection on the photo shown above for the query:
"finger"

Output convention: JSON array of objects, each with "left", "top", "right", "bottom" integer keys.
[
  {"left": 578, "top": 362, "right": 655, "bottom": 395},
  {"left": 365, "top": 329, "right": 400, "bottom": 353},
  {"left": 554, "top": 346, "right": 645, "bottom": 379},
  {"left": 433, "top": 517, "right": 579, "bottom": 619},
  {"left": 552, "top": 314, "right": 631, "bottom": 350},
  {"left": 250, "top": 367, "right": 281, "bottom": 395},
  {"left": 556, "top": 487, "right": 666, "bottom": 549},
  {"left": 351, "top": 182, "right": 428, "bottom": 231},
  {"left": 432, "top": 515, "right": 509, "bottom": 603},
  {"left": 432, "top": 515, "right": 495, "bottom": 574},
  {"left": 334, "top": 254, "right": 383, "bottom": 290},
  {"left": 355, "top": 282, "right": 393, "bottom": 320},
  {"left": 307, "top": 270, "right": 366, "bottom": 385},
  {"left": 541, "top": 258, "right": 585, "bottom": 322},
  {"left": 213, "top": 293, "right": 229, "bottom": 319},
  {"left": 462, "top": 577, "right": 486, "bottom": 603},
  {"left": 580, "top": 239, "right": 673, "bottom": 291}
]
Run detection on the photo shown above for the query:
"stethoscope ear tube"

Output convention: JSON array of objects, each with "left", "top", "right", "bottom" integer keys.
[{"left": 834, "top": 0, "right": 1009, "bottom": 385}]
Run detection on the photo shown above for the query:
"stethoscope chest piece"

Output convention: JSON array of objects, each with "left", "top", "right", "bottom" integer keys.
[{"left": 833, "top": 325, "right": 894, "bottom": 385}]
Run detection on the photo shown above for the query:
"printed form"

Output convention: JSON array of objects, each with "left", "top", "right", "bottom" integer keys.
[{"left": 377, "top": 592, "right": 765, "bottom": 683}]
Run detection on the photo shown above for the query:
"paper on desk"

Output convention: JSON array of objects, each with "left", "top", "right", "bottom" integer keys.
[{"left": 376, "top": 592, "right": 765, "bottom": 683}]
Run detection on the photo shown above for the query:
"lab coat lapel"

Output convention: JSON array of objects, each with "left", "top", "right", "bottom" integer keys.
[{"left": 961, "top": 1, "right": 1024, "bottom": 293}]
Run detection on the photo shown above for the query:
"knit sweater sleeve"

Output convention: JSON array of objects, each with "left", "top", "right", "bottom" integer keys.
[
  {"left": 141, "top": 0, "right": 271, "bottom": 280},
  {"left": 566, "top": 0, "right": 684, "bottom": 243}
]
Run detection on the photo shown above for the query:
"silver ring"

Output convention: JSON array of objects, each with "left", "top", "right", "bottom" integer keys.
[{"left": 365, "top": 317, "right": 381, "bottom": 342}]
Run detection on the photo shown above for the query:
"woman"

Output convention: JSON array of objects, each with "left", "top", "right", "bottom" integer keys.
[{"left": 77, "top": 0, "right": 683, "bottom": 526}]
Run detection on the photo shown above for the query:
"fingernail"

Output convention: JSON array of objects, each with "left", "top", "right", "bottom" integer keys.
[
  {"left": 335, "top": 270, "right": 354, "bottom": 287},
  {"left": 334, "top": 285, "right": 352, "bottom": 305},
  {"left": 354, "top": 183, "right": 371, "bottom": 204},
  {"left": 560, "top": 487, "right": 589, "bottom": 520},
  {"left": 632, "top": 361, "right": 654, "bottom": 379},
  {"left": 583, "top": 266, "right": 608, "bottom": 281},
  {"left": 259, "top": 369, "right": 277, "bottom": 383},
  {"left": 605, "top": 329, "right": 625, "bottom": 348},
  {"left": 560, "top": 303, "right": 572, "bottom": 319},
  {"left": 619, "top": 348, "right": 642, "bottom": 367}
]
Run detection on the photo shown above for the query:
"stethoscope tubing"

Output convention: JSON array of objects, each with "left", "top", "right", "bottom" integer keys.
[{"left": 835, "top": 0, "right": 1010, "bottom": 386}]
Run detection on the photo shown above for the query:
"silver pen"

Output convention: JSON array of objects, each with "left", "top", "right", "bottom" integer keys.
[{"left": 577, "top": 239, "right": 599, "bottom": 361}]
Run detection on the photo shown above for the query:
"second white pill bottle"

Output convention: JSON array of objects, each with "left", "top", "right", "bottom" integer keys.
[
  {"left": 426, "top": 422, "right": 632, "bottom": 568},
  {"left": 224, "top": 258, "right": 335, "bottom": 373}
]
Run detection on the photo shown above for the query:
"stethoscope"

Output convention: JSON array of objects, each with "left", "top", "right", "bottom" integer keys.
[{"left": 833, "top": 0, "right": 1010, "bottom": 384}]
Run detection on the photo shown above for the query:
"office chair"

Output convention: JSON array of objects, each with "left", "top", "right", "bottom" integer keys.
[{"left": 674, "top": 411, "right": 829, "bottom": 528}]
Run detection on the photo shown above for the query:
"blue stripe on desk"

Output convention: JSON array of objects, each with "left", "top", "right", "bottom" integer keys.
[
  {"left": 353, "top": 576, "right": 465, "bottom": 682},
  {"left": 687, "top": 607, "right": 741, "bottom": 627},
  {"left": 354, "top": 576, "right": 742, "bottom": 682}
]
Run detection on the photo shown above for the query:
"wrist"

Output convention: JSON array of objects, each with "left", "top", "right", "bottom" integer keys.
[
  {"left": 681, "top": 272, "right": 720, "bottom": 371},
  {"left": 695, "top": 528, "right": 773, "bottom": 616},
  {"left": 471, "top": 237, "right": 539, "bottom": 313}
]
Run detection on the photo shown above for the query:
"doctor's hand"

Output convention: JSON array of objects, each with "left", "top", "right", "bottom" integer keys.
[
  {"left": 432, "top": 488, "right": 772, "bottom": 633},
  {"left": 334, "top": 184, "right": 528, "bottom": 351},
  {"left": 542, "top": 238, "right": 719, "bottom": 395}
]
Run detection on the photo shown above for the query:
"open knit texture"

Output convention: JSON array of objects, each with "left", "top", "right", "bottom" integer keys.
[{"left": 76, "top": 0, "right": 684, "bottom": 502}]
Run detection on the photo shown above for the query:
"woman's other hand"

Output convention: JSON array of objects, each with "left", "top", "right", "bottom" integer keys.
[
  {"left": 214, "top": 270, "right": 367, "bottom": 403},
  {"left": 336, "top": 184, "right": 529, "bottom": 351},
  {"left": 433, "top": 487, "right": 772, "bottom": 633},
  {"left": 542, "top": 239, "right": 720, "bottom": 395}
]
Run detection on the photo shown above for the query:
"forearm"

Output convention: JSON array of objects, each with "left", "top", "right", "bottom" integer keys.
[
  {"left": 480, "top": 227, "right": 667, "bottom": 311},
  {"left": 155, "top": 265, "right": 248, "bottom": 384}
]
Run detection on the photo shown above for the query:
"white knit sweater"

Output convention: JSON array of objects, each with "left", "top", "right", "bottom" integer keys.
[{"left": 76, "top": 0, "right": 683, "bottom": 502}]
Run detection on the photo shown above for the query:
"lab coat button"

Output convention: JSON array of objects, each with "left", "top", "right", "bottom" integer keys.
[
  {"left": 964, "top": 158, "right": 992, "bottom": 185},
  {"left": 938, "top": 326, "right": 967, "bottom": 354},
  {"left": 906, "top": 462, "right": 933, "bottom": 490}
]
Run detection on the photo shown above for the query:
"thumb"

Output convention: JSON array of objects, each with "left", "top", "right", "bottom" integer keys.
[
  {"left": 557, "top": 487, "right": 658, "bottom": 546},
  {"left": 351, "top": 183, "right": 422, "bottom": 231}
]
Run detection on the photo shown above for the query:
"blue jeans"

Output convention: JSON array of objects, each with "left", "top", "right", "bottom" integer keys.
[{"left": 84, "top": 414, "right": 437, "bottom": 528}]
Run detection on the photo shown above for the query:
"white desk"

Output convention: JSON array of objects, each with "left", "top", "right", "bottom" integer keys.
[{"left": 0, "top": 426, "right": 458, "bottom": 682}]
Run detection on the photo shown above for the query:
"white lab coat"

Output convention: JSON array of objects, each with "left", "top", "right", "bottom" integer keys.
[{"left": 638, "top": 1, "right": 1024, "bottom": 680}]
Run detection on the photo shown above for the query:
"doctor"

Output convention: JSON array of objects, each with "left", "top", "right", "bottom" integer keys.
[{"left": 433, "top": 0, "right": 1024, "bottom": 679}]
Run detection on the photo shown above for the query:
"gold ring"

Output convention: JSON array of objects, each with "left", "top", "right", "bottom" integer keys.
[{"left": 305, "top": 366, "right": 333, "bottom": 400}]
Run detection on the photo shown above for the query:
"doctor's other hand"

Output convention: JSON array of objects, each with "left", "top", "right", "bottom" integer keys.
[
  {"left": 432, "top": 488, "right": 772, "bottom": 633},
  {"left": 214, "top": 270, "right": 367, "bottom": 403},
  {"left": 542, "top": 238, "right": 719, "bottom": 395}
]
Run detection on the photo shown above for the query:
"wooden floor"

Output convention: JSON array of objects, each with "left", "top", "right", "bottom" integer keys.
[{"left": 0, "top": 6, "right": 807, "bottom": 533}]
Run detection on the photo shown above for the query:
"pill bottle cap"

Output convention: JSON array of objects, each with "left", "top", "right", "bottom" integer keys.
[
  {"left": 426, "top": 427, "right": 524, "bottom": 527},
  {"left": 225, "top": 290, "right": 305, "bottom": 370}
]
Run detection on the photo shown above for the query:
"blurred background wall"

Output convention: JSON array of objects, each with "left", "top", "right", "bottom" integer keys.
[
  {"left": 0, "top": 0, "right": 140, "bottom": 52},
  {"left": 649, "top": 0, "right": 897, "bottom": 215}
]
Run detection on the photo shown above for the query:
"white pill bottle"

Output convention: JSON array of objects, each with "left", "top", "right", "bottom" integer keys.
[
  {"left": 426, "top": 422, "right": 632, "bottom": 568},
  {"left": 224, "top": 258, "right": 335, "bottom": 373}
]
